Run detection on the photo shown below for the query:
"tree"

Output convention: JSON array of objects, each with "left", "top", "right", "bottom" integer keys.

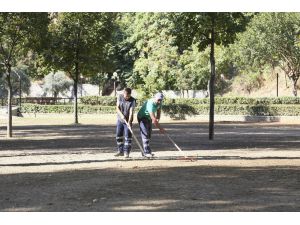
[
  {"left": 123, "top": 13, "right": 180, "bottom": 97},
  {"left": 0, "top": 64, "right": 31, "bottom": 98},
  {"left": 177, "top": 44, "right": 210, "bottom": 96},
  {"left": 42, "top": 71, "right": 73, "bottom": 98},
  {"left": 232, "top": 13, "right": 300, "bottom": 96},
  {"left": 173, "top": 13, "right": 250, "bottom": 139},
  {"left": 0, "top": 12, "right": 49, "bottom": 137},
  {"left": 45, "top": 13, "right": 117, "bottom": 124}
]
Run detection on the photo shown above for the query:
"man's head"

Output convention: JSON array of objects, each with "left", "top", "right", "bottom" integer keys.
[
  {"left": 154, "top": 92, "right": 164, "bottom": 104},
  {"left": 123, "top": 88, "right": 132, "bottom": 100}
]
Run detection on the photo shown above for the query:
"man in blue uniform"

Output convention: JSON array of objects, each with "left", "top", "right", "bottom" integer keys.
[
  {"left": 115, "top": 88, "right": 136, "bottom": 158},
  {"left": 137, "top": 92, "right": 165, "bottom": 158}
]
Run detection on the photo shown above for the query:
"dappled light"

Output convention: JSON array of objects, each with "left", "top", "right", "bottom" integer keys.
[{"left": 0, "top": 166, "right": 299, "bottom": 211}]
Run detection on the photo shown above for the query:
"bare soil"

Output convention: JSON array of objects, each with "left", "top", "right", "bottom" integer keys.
[{"left": 0, "top": 115, "right": 300, "bottom": 211}]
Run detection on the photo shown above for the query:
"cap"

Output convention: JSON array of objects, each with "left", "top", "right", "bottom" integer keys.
[{"left": 154, "top": 92, "right": 164, "bottom": 100}]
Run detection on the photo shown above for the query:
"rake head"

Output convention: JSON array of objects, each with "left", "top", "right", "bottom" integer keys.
[{"left": 177, "top": 155, "right": 198, "bottom": 162}]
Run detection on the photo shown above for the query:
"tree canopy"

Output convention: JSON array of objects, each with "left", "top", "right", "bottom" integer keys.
[{"left": 232, "top": 12, "right": 300, "bottom": 96}]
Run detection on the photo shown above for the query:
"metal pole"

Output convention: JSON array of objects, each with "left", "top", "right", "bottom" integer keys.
[
  {"left": 19, "top": 77, "right": 22, "bottom": 112},
  {"left": 81, "top": 77, "right": 83, "bottom": 97},
  {"left": 114, "top": 80, "right": 116, "bottom": 97}
]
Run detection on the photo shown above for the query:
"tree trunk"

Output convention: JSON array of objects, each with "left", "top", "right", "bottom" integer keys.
[
  {"left": 209, "top": 17, "right": 216, "bottom": 140},
  {"left": 74, "top": 64, "right": 79, "bottom": 124},
  {"left": 6, "top": 66, "right": 13, "bottom": 138},
  {"left": 291, "top": 78, "right": 298, "bottom": 97}
]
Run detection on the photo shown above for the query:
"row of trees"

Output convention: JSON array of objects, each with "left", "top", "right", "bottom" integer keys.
[{"left": 1, "top": 12, "right": 300, "bottom": 139}]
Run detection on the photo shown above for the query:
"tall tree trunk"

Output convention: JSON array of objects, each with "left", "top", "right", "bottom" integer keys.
[
  {"left": 209, "top": 17, "right": 216, "bottom": 140},
  {"left": 292, "top": 78, "right": 298, "bottom": 97},
  {"left": 6, "top": 66, "right": 13, "bottom": 138},
  {"left": 74, "top": 63, "right": 79, "bottom": 124},
  {"left": 74, "top": 23, "right": 80, "bottom": 124}
]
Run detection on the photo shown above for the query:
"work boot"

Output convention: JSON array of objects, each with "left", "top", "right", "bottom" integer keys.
[
  {"left": 114, "top": 152, "right": 124, "bottom": 157},
  {"left": 144, "top": 153, "right": 153, "bottom": 158}
]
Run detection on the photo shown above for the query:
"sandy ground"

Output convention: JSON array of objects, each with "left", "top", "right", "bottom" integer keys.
[{"left": 0, "top": 114, "right": 300, "bottom": 211}]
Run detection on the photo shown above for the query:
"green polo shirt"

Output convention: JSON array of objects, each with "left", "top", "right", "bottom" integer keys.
[{"left": 137, "top": 99, "right": 162, "bottom": 120}]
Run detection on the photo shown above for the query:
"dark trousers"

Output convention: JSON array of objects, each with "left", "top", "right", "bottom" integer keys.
[
  {"left": 138, "top": 117, "right": 152, "bottom": 154},
  {"left": 116, "top": 119, "right": 132, "bottom": 153}
]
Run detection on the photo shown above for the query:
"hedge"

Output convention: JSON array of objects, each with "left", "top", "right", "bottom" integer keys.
[
  {"left": 22, "top": 104, "right": 118, "bottom": 114},
  {"left": 80, "top": 96, "right": 117, "bottom": 106},
  {"left": 79, "top": 96, "right": 300, "bottom": 106},
  {"left": 163, "top": 104, "right": 300, "bottom": 119},
  {"left": 165, "top": 96, "right": 300, "bottom": 105},
  {"left": 22, "top": 103, "right": 300, "bottom": 119}
]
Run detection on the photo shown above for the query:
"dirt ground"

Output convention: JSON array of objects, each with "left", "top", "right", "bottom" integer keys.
[{"left": 0, "top": 114, "right": 300, "bottom": 211}]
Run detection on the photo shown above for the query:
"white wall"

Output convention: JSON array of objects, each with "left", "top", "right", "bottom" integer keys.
[
  {"left": 28, "top": 82, "right": 207, "bottom": 99},
  {"left": 28, "top": 82, "right": 100, "bottom": 98}
]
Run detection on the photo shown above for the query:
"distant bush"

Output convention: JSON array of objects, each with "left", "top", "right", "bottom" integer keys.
[
  {"left": 22, "top": 104, "right": 117, "bottom": 114},
  {"left": 165, "top": 96, "right": 300, "bottom": 105},
  {"left": 80, "top": 96, "right": 145, "bottom": 106},
  {"left": 80, "top": 96, "right": 117, "bottom": 106},
  {"left": 22, "top": 96, "right": 300, "bottom": 118}
]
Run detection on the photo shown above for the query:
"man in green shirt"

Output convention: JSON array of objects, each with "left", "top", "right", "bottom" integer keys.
[{"left": 137, "top": 92, "right": 165, "bottom": 158}]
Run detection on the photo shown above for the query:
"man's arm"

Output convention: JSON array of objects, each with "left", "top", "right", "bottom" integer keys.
[
  {"left": 128, "top": 101, "right": 135, "bottom": 125},
  {"left": 156, "top": 108, "right": 161, "bottom": 121},
  {"left": 150, "top": 112, "right": 164, "bottom": 133}
]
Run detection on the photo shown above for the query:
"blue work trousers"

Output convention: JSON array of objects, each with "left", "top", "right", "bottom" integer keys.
[
  {"left": 116, "top": 119, "right": 132, "bottom": 153},
  {"left": 138, "top": 117, "right": 152, "bottom": 154}
]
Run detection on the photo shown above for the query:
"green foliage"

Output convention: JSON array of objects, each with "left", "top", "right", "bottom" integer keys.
[
  {"left": 164, "top": 96, "right": 300, "bottom": 105},
  {"left": 103, "top": 14, "right": 137, "bottom": 87},
  {"left": 173, "top": 13, "right": 251, "bottom": 52},
  {"left": 177, "top": 45, "right": 210, "bottom": 90},
  {"left": 232, "top": 13, "right": 300, "bottom": 96},
  {"left": 163, "top": 102, "right": 300, "bottom": 118},
  {"left": 232, "top": 71, "right": 264, "bottom": 94},
  {"left": 80, "top": 96, "right": 117, "bottom": 106},
  {"left": 22, "top": 104, "right": 117, "bottom": 114},
  {"left": 124, "top": 13, "right": 180, "bottom": 95},
  {"left": 80, "top": 95, "right": 145, "bottom": 106},
  {"left": 0, "top": 13, "right": 50, "bottom": 80},
  {"left": 163, "top": 103, "right": 198, "bottom": 120},
  {"left": 45, "top": 13, "right": 117, "bottom": 79},
  {"left": 21, "top": 96, "right": 300, "bottom": 117},
  {"left": 42, "top": 71, "right": 73, "bottom": 98},
  {"left": 0, "top": 65, "right": 31, "bottom": 98}
]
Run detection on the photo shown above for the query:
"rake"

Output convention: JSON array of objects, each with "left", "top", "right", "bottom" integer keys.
[
  {"left": 123, "top": 119, "right": 145, "bottom": 156},
  {"left": 162, "top": 129, "right": 197, "bottom": 161}
]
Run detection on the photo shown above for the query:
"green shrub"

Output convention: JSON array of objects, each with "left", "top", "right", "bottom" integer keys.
[
  {"left": 163, "top": 104, "right": 198, "bottom": 120},
  {"left": 22, "top": 99, "right": 300, "bottom": 117},
  {"left": 80, "top": 96, "right": 146, "bottom": 106},
  {"left": 80, "top": 96, "right": 117, "bottom": 106},
  {"left": 192, "top": 104, "right": 300, "bottom": 116},
  {"left": 166, "top": 96, "right": 300, "bottom": 105},
  {"left": 22, "top": 104, "right": 117, "bottom": 114}
]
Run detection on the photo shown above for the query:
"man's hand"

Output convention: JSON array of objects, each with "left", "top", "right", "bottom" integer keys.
[
  {"left": 120, "top": 114, "right": 126, "bottom": 121},
  {"left": 159, "top": 127, "right": 165, "bottom": 134},
  {"left": 153, "top": 118, "right": 159, "bottom": 127},
  {"left": 152, "top": 118, "right": 165, "bottom": 134}
]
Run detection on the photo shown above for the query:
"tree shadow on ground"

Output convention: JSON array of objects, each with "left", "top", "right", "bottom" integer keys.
[
  {"left": 1, "top": 123, "right": 300, "bottom": 151},
  {"left": 0, "top": 165, "right": 299, "bottom": 212},
  {"left": 1, "top": 156, "right": 300, "bottom": 167}
]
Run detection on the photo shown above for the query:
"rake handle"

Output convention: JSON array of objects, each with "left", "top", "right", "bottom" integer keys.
[
  {"left": 164, "top": 132, "right": 183, "bottom": 152},
  {"left": 123, "top": 119, "right": 144, "bottom": 155}
]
